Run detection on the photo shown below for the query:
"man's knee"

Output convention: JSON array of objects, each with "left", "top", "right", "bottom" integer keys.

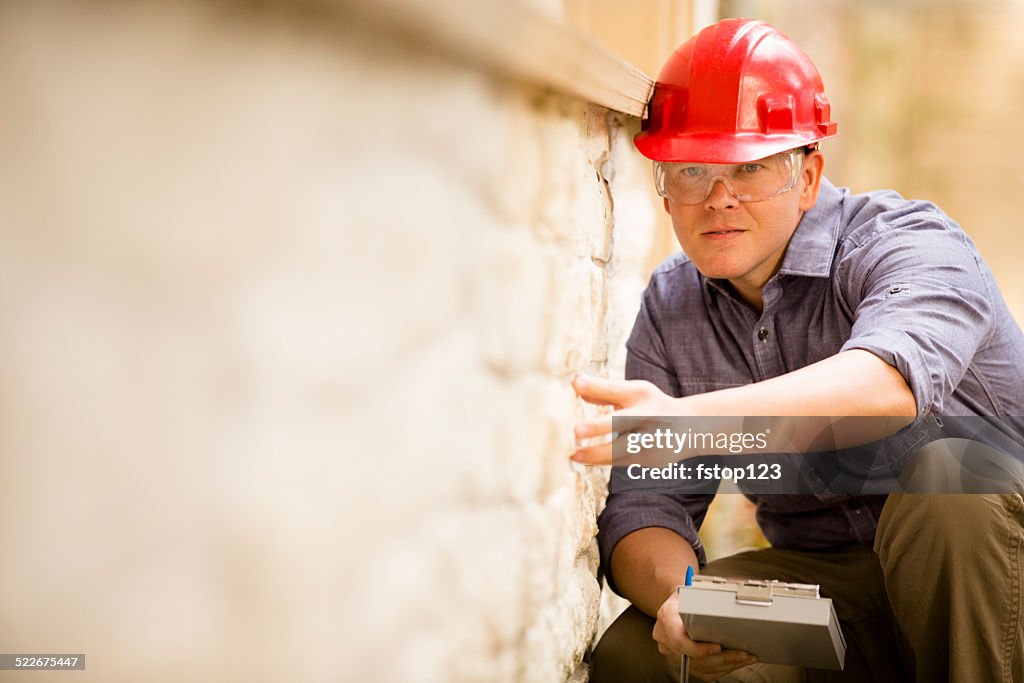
[
  {"left": 590, "top": 606, "right": 674, "bottom": 683},
  {"left": 879, "top": 437, "right": 1024, "bottom": 557},
  {"left": 877, "top": 488, "right": 1021, "bottom": 561},
  {"left": 895, "top": 436, "right": 1024, "bottom": 494}
]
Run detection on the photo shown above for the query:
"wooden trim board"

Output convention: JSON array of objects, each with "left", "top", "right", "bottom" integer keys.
[{"left": 337, "top": 0, "right": 655, "bottom": 117}]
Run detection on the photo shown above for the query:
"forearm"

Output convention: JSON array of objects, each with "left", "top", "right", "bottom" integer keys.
[
  {"left": 685, "top": 349, "right": 916, "bottom": 418},
  {"left": 609, "top": 527, "right": 699, "bottom": 618},
  {"left": 571, "top": 351, "right": 918, "bottom": 464}
]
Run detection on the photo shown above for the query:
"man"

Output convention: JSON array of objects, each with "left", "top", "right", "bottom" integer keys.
[{"left": 571, "top": 18, "right": 1024, "bottom": 683}]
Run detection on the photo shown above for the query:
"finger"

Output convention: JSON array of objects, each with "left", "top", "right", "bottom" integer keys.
[
  {"left": 682, "top": 640, "right": 723, "bottom": 659},
  {"left": 576, "top": 414, "right": 665, "bottom": 442},
  {"left": 574, "top": 416, "right": 613, "bottom": 440},
  {"left": 573, "top": 375, "right": 645, "bottom": 408},
  {"left": 571, "top": 424, "right": 645, "bottom": 465},
  {"left": 573, "top": 414, "right": 687, "bottom": 466},
  {"left": 572, "top": 429, "right": 680, "bottom": 466},
  {"left": 677, "top": 622, "right": 722, "bottom": 659},
  {"left": 688, "top": 650, "right": 757, "bottom": 678},
  {"left": 571, "top": 440, "right": 612, "bottom": 465}
]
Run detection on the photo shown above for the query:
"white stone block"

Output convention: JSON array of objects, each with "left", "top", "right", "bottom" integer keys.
[{"left": 472, "top": 229, "right": 557, "bottom": 374}]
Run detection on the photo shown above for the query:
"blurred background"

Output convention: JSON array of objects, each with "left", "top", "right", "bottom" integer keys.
[
  {"left": 575, "top": 0, "right": 1024, "bottom": 317},
  {"left": 0, "top": 0, "right": 1020, "bottom": 681}
]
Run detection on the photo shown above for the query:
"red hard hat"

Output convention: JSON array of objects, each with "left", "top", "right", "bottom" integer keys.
[{"left": 635, "top": 18, "right": 838, "bottom": 163}]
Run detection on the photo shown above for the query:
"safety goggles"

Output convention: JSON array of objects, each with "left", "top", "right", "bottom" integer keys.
[{"left": 654, "top": 149, "right": 804, "bottom": 205}]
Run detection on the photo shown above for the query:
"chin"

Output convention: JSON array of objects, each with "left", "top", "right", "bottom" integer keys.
[{"left": 690, "top": 259, "right": 748, "bottom": 281}]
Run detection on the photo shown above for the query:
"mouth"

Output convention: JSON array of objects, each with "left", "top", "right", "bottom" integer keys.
[{"left": 701, "top": 227, "right": 747, "bottom": 238}]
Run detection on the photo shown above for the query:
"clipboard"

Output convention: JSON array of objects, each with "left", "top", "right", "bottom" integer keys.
[{"left": 677, "top": 575, "right": 846, "bottom": 670}]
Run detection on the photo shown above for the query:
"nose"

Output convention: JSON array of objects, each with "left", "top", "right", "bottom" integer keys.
[{"left": 703, "top": 177, "right": 738, "bottom": 210}]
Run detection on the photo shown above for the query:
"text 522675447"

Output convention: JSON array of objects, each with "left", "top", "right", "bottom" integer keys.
[{"left": 0, "top": 654, "right": 85, "bottom": 670}]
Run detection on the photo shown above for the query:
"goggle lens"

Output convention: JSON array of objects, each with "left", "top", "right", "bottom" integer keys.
[{"left": 654, "top": 149, "right": 803, "bottom": 205}]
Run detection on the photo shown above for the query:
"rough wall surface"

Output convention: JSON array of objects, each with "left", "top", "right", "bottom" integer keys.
[{"left": 0, "top": 2, "right": 654, "bottom": 681}]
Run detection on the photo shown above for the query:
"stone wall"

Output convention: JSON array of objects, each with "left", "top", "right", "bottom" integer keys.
[{"left": 0, "top": 1, "right": 655, "bottom": 681}]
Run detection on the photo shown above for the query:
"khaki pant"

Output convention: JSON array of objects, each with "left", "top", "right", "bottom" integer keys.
[{"left": 590, "top": 445, "right": 1024, "bottom": 682}]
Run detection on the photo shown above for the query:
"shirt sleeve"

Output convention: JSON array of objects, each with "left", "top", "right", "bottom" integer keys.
[
  {"left": 837, "top": 215, "right": 996, "bottom": 417},
  {"left": 598, "top": 287, "right": 717, "bottom": 596}
]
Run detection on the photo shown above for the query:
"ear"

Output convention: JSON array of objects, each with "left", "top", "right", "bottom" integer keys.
[{"left": 798, "top": 151, "right": 825, "bottom": 212}]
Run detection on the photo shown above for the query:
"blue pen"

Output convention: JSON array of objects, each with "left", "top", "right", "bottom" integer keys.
[{"left": 682, "top": 565, "right": 694, "bottom": 682}]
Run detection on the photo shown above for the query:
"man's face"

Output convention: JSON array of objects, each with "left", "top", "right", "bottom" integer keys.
[{"left": 662, "top": 151, "right": 824, "bottom": 304}]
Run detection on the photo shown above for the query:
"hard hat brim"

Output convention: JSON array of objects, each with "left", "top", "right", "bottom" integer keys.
[{"left": 634, "top": 130, "right": 836, "bottom": 164}]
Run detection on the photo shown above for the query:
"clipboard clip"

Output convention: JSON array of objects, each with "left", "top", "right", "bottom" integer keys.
[
  {"left": 687, "top": 575, "right": 821, "bottom": 606},
  {"left": 736, "top": 582, "right": 774, "bottom": 606}
]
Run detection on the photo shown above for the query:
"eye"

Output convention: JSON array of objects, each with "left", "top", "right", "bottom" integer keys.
[
  {"left": 737, "top": 163, "right": 764, "bottom": 174},
  {"left": 680, "top": 166, "right": 705, "bottom": 178}
]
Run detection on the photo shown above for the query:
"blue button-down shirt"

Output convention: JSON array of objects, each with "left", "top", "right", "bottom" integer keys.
[{"left": 598, "top": 178, "right": 1024, "bottom": 591}]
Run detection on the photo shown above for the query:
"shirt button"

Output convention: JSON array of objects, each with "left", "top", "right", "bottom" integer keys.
[{"left": 757, "top": 328, "right": 768, "bottom": 341}]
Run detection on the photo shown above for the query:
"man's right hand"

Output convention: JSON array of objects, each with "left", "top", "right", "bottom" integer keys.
[{"left": 653, "top": 591, "right": 757, "bottom": 681}]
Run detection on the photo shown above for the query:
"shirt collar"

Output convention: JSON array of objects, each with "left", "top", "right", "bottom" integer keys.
[
  {"left": 776, "top": 177, "right": 844, "bottom": 278},
  {"left": 701, "top": 177, "right": 845, "bottom": 295}
]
